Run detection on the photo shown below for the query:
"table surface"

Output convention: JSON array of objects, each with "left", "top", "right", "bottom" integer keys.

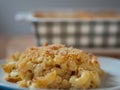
[{"left": 0, "top": 35, "right": 120, "bottom": 59}]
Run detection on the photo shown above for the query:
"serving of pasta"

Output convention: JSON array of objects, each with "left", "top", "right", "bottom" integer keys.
[{"left": 2, "top": 44, "right": 104, "bottom": 89}]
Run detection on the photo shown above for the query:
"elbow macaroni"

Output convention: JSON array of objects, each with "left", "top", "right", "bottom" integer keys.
[
  {"left": 2, "top": 44, "right": 104, "bottom": 89},
  {"left": 70, "top": 71, "right": 90, "bottom": 88}
]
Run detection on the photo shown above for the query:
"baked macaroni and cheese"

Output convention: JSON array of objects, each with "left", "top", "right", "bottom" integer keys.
[
  {"left": 2, "top": 44, "right": 104, "bottom": 89},
  {"left": 33, "top": 11, "right": 120, "bottom": 18}
]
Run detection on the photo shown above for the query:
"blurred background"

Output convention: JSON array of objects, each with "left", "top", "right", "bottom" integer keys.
[{"left": 0, "top": 0, "right": 120, "bottom": 59}]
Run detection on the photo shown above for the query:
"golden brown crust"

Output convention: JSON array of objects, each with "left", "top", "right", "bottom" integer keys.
[{"left": 33, "top": 11, "right": 120, "bottom": 18}]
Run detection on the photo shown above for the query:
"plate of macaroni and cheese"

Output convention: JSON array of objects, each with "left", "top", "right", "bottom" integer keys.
[{"left": 1, "top": 44, "right": 120, "bottom": 90}]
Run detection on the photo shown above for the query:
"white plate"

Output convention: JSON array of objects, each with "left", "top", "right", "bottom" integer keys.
[{"left": 0, "top": 56, "right": 120, "bottom": 90}]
